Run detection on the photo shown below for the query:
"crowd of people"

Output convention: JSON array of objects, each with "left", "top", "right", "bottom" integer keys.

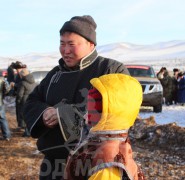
[
  {"left": 0, "top": 61, "right": 36, "bottom": 141},
  {"left": 157, "top": 67, "right": 185, "bottom": 106}
]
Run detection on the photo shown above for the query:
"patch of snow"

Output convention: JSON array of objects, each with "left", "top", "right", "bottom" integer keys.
[{"left": 140, "top": 104, "right": 185, "bottom": 127}]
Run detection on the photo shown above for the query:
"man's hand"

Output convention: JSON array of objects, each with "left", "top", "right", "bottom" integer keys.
[
  {"left": 10, "top": 82, "right": 15, "bottom": 88},
  {"left": 43, "top": 107, "right": 59, "bottom": 128}
]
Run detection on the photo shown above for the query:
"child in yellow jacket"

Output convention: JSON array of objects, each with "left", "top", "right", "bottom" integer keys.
[{"left": 64, "top": 74, "right": 144, "bottom": 180}]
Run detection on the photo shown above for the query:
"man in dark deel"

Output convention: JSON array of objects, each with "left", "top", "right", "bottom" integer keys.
[{"left": 23, "top": 15, "right": 129, "bottom": 179}]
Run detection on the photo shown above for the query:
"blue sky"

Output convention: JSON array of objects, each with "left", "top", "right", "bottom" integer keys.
[{"left": 0, "top": 0, "right": 185, "bottom": 57}]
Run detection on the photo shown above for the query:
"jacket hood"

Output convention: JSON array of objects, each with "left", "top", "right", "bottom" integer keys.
[
  {"left": 89, "top": 74, "right": 143, "bottom": 132},
  {"left": 22, "top": 74, "right": 35, "bottom": 84}
]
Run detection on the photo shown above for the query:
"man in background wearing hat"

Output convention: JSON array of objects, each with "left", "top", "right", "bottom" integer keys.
[
  {"left": 23, "top": 15, "right": 129, "bottom": 179},
  {"left": 11, "top": 61, "right": 27, "bottom": 129},
  {"left": 172, "top": 68, "right": 179, "bottom": 104},
  {"left": 177, "top": 72, "right": 185, "bottom": 105}
]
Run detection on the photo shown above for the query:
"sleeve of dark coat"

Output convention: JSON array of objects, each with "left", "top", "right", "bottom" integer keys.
[{"left": 23, "top": 78, "right": 50, "bottom": 138}]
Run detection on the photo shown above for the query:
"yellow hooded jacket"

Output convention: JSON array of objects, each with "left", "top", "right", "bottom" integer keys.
[
  {"left": 88, "top": 74, "right": 143, "bottom": 180},
  {"left": 90, "top": 74, "right": 142, "bottom": 132}
]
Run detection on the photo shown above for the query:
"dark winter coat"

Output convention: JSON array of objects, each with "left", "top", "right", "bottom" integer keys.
[
  {"left": 160, "top": 72, "right": 173, "bottom": 103},
  {"left": 171, "top": 76, "right": 178, "bottom": 102},
  {"left": 7, "top": 66, "right": 15, "bottom": 83},
  {"left": 16, "top": 74, "right": 37, "bottom": 105},
  {"left": 23, "top": 49, "right": 129, "bottom": 160},
  {"left": 177, "top": 76, "right": 185, "bottom": 103},
  {"left": 12, "top": 73, "right": 22, "bottom": 97}
]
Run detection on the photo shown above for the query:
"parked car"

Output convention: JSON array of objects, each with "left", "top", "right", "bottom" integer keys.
[
  {"left": 126, "top": 65, "right": 163, "bottom": 112},
  {"left": 31, "top": 71, "right": 48, "bottom": 84}
]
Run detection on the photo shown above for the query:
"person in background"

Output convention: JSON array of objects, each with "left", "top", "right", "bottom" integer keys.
[
  {"left": 7, "top": 63, "right": 15, "bottom": 84},
  {"left": 156, "top": 67, "right": 167, "bottom": 104},
  {"left": 171, "top": 68, "right": 179, "bottom": 104},
  {"left": 0, "top": 76, "right": 11, "bottom": 141},
  {"left": 160, "top": 68, "right": 173, "bottom": 105},
  {"left": 65, "top": 74, "right": 144, "bottom": 180},
  {"left": 13, "top": 61, "right": 27, "bottom": 94},
  {"left": 16, "top": 68, "right": 37, "bottom": 137},
  {"left": 3, "top": 63, "right": 16, "bottom": 105},
  {"left": 177, "top": 72, "right": 185, "bottom": 106},
  {"left": 23, "top": 15, "right": 129, "bottom": 179},
  {"left": 11, "top": 61, "right": 27, "bottom": 129},
  {"left": 156, "top": 67, "right": 166, "bottom": 80}
]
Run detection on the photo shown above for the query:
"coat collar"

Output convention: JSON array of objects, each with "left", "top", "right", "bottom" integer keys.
[{"left": 58, "top": 48, "right": 98, "bottom": 71}]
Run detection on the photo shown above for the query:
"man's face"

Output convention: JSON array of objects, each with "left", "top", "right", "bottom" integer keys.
[
  {"left": 16, "top": 68, "right": 22, "bottom": 73},
  {"left": 174, "top": 71, "right": 179, "bottom": 76},
  {"left": 59, "top": 32, "right": 94, "bottom": 68}
]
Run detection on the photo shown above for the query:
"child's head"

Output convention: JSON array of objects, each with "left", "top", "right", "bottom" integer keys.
[{"left": 87, "top": 74, "right": 143, "bottom": 132}]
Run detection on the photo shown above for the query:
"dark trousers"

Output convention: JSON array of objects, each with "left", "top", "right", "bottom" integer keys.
[
  {"left": 15, "top": 100, "right": 24, "bottom": 128},
  {"left": 39, "top": 156, "right": 66, "bottom": 180}
]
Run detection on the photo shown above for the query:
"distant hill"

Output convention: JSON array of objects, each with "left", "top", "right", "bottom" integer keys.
[
  {"left": 97, "top": 40, "right": 185, "bottom": 71},
  {"left": 98, "top": 40, "right": 185, "bottom": 60},
  {"left": 1, "top": 40, "right": 185, "bottom": 71}
]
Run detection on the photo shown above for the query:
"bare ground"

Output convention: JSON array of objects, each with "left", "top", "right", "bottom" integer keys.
[
  {"left": 0, "top": 105, "right": 43, "bottom": 180},
  {"left": 0, "top": 105, "right": 184, "bottom": 180}
]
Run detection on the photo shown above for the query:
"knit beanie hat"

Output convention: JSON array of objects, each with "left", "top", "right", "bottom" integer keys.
[{"left": 60, "top": 15, "right": 97, "bottom": 45}]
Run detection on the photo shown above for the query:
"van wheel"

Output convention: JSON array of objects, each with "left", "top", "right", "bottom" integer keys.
[{"left": 153, "top": 104, "right": 162, "bottom": 113}]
